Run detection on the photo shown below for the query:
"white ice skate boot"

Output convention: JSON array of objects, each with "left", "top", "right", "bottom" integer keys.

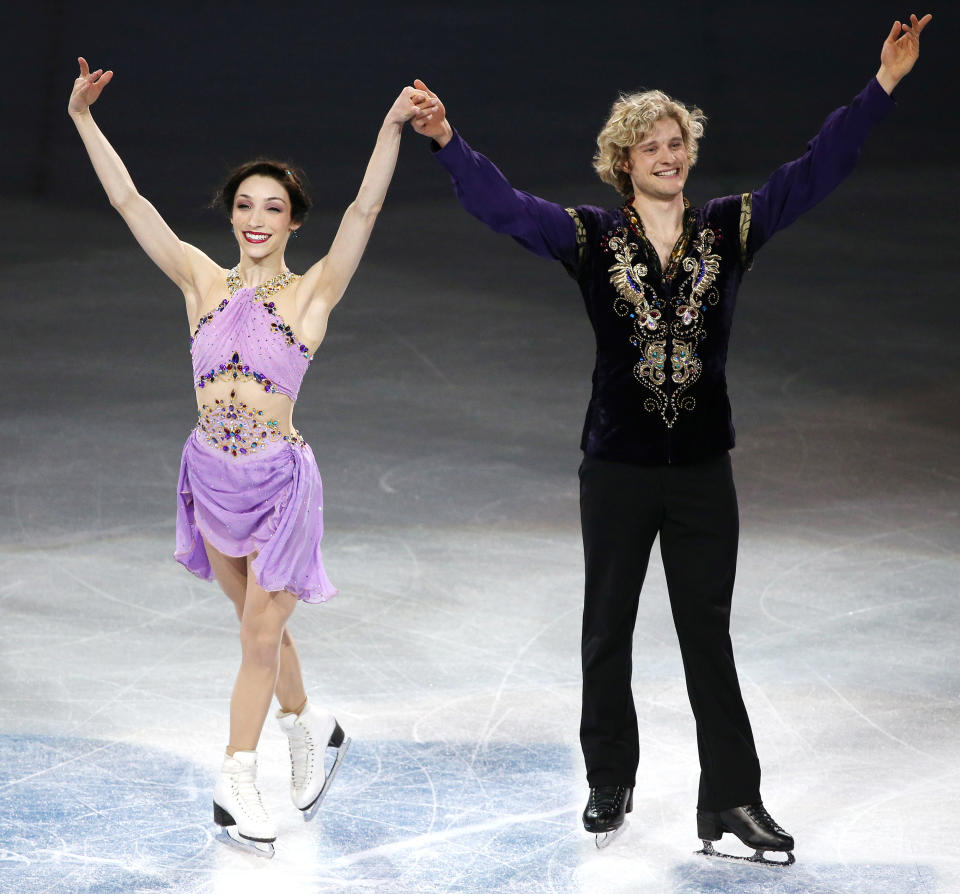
[
  {"left": 213, "top": 750, "right": 277, "bottom": 858},
  {"left": 277, "top": 701, "right": 350, "bottom": 821}
]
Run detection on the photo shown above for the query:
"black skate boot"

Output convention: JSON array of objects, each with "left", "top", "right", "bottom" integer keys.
[
  {"left": 582, "top": 785, "right": 633, "bottom": 849},
  {"left": 695, "top": 802, "right": 795, "bottom": 866}
]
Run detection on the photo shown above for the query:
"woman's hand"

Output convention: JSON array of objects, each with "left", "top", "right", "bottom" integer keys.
[
  {"left": 68, "top": 57, "right": 113, "bottom": 117},
  {"left": 409, "top": 79, "right": 452, "bottom": 147},
  {"left": 384, "top": 85, "right": 437, "bottom": 127},
  {"left": 876, "top": 14, "right": 932, "bottom": 94}
]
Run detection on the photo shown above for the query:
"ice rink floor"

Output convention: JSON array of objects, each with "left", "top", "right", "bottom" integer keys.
[{"left": 2, "top": 175, "right": 958, "bottom": 892}]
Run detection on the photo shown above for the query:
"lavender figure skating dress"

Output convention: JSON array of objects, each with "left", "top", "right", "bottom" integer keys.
[{"left": 174, "top": 269, "right": 337, "bottom": 603}]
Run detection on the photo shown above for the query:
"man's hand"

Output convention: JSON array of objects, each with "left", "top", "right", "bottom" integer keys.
[
  {"left": 876, "top": 13, "right": 932, "bottom": 94},
  {"left": 410, "top": 78, "right": 453, "bottom": 147}
]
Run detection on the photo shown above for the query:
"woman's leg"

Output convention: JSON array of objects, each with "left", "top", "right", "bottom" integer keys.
[
  {"left": 228, "top": 560, "right": 298, "bottom": 754},
  {"left": 204, "top": 539, "right": 247, "bottom": 618},
  {"left": 204, "top": 539, "right": 307, "bottom": 715},
  {"left": 276, "top": 627, "right": 307, "bottom": 715}
]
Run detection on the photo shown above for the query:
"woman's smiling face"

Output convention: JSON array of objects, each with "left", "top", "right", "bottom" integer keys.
[{"left": 230, "top": 174, "right": 300, "bottom": 257}]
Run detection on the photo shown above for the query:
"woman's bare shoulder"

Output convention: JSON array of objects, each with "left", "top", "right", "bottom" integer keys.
[{"left": 183, "top": 247, "right": 229, "bottom": 321}]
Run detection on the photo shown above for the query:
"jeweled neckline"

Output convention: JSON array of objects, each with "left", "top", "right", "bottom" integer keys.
[
  {"left": 622, "top": 199, "right": 695, "bottom": 282},
  {"left": 226, "top": 267, "right": 300, "bottom": 301},
  {"left": 216, "top": 266, "right": 314, "bottom": 362}
]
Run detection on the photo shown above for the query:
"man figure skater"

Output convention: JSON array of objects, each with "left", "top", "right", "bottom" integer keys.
[{"left": 412, "top": 13, "right": 931, "bottom": 863}]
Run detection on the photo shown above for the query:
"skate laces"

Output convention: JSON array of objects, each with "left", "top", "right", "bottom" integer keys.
[
  {"left": 231, "top": 766, "right": 270, "bottom": 822},
  {"left": 744, "top": 803, "right": 785, "bottom": 834},
  {"left": 591, "top": 786, "right": 626, "bottom": 812},
  {"left": 287, "top": 719, "right": 315, "bottom": 792}
]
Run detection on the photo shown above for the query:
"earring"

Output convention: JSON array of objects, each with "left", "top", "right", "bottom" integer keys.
[{"left": 291, "top": 229, "right": 299, "bottom": 239}]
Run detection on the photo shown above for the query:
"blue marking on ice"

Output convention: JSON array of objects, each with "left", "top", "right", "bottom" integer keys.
[
  {"left": 1, "top": 735, "right": 941, "bottom": 892},
  {"left": 669, "top": 859, "right": 939, "bottom": 894},
  {"left": 0, "top": 734, "right": 580, "bottom": 892}
]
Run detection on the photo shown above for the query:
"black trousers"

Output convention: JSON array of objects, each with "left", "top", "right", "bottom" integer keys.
[{"left": 578, "top": 452, "right": 761, "bottom": 811}]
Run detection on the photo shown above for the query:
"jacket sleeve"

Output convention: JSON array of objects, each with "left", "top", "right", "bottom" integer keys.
[
  {"left": 745, "top": 77, "right": 895, "bottom": 263},
  {"left": 432, "top": 129, "right": 579, "bottom": 268}
]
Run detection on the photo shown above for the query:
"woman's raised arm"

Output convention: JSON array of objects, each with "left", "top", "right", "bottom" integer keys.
[
  {"left": 68, "top": 57, "right": 216, "bottom": 301},
  {"left": 297, "top": 86, "right": 435, "bottom": 336}
]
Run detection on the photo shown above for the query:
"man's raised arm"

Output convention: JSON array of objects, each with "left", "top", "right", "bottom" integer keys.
[
  {"left": 747, "top": 14, "right": 932, "bottom": 259},
  {"left": 411, "top": 79, "right": 578, "bottom": 266}
]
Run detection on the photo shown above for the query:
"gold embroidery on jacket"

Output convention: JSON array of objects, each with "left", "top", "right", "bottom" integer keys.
[
  {"left": 606, "top": 219, "right": 722, "bottom": 427},
  {"left": 739, "top": 192, "right": 753, "bottom": 271},
  {"left": 607, "top": 235, "right": 662, "bottom": 332},
  {"left": 565, "top": 208, "right": 587, "bottom": 268}
]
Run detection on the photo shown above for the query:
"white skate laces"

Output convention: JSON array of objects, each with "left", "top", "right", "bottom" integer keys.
[
  {"left": 288, "top": 731, "right": 314, "bottom": 802},
  {"left": 277, "top": 702, "right": 350, "bottom": 821},
  {"left": 228, "top": 756, "right": 270, "bottom": 824},
  {"left": 213, "top": 750, "right": 276, "bottom": 858}
]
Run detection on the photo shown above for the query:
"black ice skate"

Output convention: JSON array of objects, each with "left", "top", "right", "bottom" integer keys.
[
  {"left": 694, "top": 802, "right": 795, "bottom": 867},
  {"left": 582, "top": 785, "right": 633, "bottom": 848}
]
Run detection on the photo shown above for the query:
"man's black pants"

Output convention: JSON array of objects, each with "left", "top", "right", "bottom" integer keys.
[{"left": 578, "top": 451, "right": 762, "bottom": 811}]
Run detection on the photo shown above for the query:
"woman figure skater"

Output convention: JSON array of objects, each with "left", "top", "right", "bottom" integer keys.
[{"left": 68, "top": 58, "right": 437, "bottom": 858}]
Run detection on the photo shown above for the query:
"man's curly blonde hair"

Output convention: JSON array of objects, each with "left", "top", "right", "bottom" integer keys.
[{"left": 593, "top": 90, "right": 707, "bottom": 197}]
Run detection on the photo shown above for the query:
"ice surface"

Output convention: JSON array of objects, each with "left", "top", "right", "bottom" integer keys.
[{"left": 2, "top": 180, "right": 958, "bottom": 892}]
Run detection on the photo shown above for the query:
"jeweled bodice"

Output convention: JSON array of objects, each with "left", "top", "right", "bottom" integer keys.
[
  {"left": 191, "top": 269, "right": 311, "bottom": 400},
  {"left": 196, "top": 390, "right": 306, "bottom": 456}
]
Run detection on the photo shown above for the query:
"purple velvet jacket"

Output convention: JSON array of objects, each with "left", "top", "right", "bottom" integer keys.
[{"left": 433, "top": 78, "right": 894, "bottom": 465}]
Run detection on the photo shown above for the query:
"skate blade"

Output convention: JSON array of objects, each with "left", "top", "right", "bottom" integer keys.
[
  {"left": 302, "top": 735, "right": 352, "bottom": 822},
  {"left": 696, "top": 840, "right": 794, "bottom": 867},
  {"left": 215, "top": 827, "right": 275, "bottom": 859},
  {"left": 594, "top": 820, "right": 628, "bottom": 849}
]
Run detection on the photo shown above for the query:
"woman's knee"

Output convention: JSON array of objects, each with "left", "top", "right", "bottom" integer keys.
[
  {"left": 239, "top": 591, "right": 296, "bottom": 665},
  {"left": 239, "top": 620, "right": 285, "bottom": 667}
]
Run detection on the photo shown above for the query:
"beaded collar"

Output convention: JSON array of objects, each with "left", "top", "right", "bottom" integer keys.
[
  {"left": 192, "top": 268, "right": 313, "bottom": 362},
  {"left": 226, "top": 267, "right": 301, "bottom": 300},
  {"left": 622, "top": 198, "right": 696, "bottom": 282}
]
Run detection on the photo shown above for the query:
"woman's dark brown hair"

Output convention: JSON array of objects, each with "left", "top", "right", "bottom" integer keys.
[{"left": 212, "top": 159, "right": 312, "bottom": 223}]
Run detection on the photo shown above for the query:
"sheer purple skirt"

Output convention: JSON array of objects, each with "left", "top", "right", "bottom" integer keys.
[{"left": 174, "top": 429, "right": 337, "bottom": 603}]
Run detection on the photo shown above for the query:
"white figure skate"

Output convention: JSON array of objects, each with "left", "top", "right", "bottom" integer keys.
[
  {"left": 213, "top": 750, "right": 276, "bottom": 858},
  {"left": 277, "top": 702, "right": 351, "bottom": 821}
]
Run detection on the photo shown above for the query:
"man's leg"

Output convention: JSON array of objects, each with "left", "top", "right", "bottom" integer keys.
[
  {"left": 658, "top": 452, "right": 761, "bottom": 811},
  {"left": 579, "top": 455, "right": 662, "bottom": 787}
]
